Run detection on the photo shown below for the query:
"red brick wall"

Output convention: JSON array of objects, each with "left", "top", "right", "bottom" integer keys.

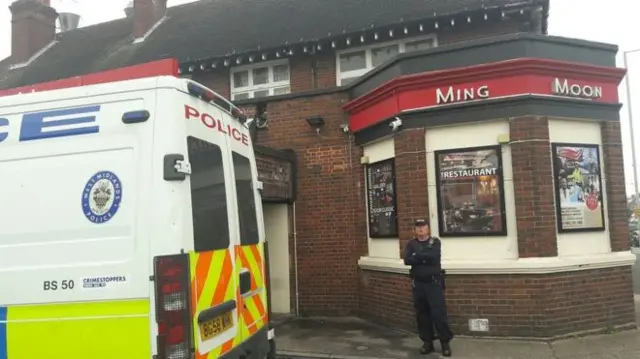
[
  {"left": 360, "top": 266, "right": 636, "bottom": 338},
  {"left": 394, "top": 129, "right": 429, "bottom": 253},
  {"left": 290, "top": 52, "right": 337, "bottom": 92},
  {"left": 601, "top": 121, "right": 630, "bottom": 252},
  {"left": 198, "top": 69, "right": 231, "bottom": 99},
  {"left": 247, "top": 93, "right": 367, "bottom": 315},
  {"left": 509, "top": 116, "right": 558, "bottom": 258}
]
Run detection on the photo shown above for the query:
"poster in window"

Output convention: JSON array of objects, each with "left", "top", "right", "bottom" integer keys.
[
  {"left": 551, "top": 143, "right": 605, "bottom": 232},
  {"left": 366, "top": 159, "right": 398, "bottom": 238},
  {"left": 435, "top": 145, "right": 507, "bottom": 237}
]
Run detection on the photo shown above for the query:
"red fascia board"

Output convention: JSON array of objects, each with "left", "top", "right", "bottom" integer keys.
[
  {"left": 0, "top": 58, "right": 179, "bottom": 98},
  {"left": 343, "top": 58, "right": 627, "bottom": 114}
]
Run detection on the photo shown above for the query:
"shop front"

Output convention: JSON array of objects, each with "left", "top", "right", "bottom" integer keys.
[{"left": 345, "top": 33, "right": 637, "bottom": 338}]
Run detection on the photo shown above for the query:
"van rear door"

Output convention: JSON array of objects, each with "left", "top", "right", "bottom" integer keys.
[
  {"left": 183, "top": 98, "right": 241, "bottom": 358},
  {"left": 0, "top": 92, "right": 154, "bottom": 358},
  {"left": 228, "top": 136, "right": 269, "bottom": 343}
]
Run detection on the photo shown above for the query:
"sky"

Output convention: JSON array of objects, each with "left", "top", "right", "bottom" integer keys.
[{"left": 1, "top": 0, "right": 640, "bottom": 195}]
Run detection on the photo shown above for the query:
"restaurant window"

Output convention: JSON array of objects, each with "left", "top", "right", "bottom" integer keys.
[
  {"left": 434, "top": 145, "right": 507, "bottom": 237},
  {"left": 365, "top": 158, "right": 398, "bottom": 238},
  {"left": 187, "top": 136, "right": 230, "bottom": 251}
]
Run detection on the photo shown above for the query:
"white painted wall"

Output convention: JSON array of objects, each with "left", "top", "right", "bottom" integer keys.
[
  {"left": 425, "top": 120, "right": 519, "bottom": 261},
  {"left": 548, "top": 119, "right": 611, "bottom": 257},
  {"left": 362, "top": 137, "right": 399, "bottom": 258},
  {"left": 263, "top": 203, "right": 291, "bottom": 314}
]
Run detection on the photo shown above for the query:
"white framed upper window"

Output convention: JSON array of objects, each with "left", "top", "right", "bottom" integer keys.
[
  {"left": 336, "top": 34, "right": 438, "bottom": 86},
  {"left": 230, "top": 59, "right": 291, "bottom": 100}
]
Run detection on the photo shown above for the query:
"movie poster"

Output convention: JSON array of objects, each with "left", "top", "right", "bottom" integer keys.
[
  {"left": 435, "top": 146, "right": 507, "bottom": 236},
  {"left": 552, "top": 143, "right": 605, "bottom": 232},
  {"left": 366, "top": 159, "right": 398, "bottom": 238}
]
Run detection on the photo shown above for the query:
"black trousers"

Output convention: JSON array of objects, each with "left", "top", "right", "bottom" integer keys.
[{"left": 412, "top": 276, "right": 454, "bottom": 344}]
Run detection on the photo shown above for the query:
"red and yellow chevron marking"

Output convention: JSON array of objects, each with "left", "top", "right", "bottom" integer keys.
[
  {"left": 235, "top": 243, "right": 268, "bottom": 340},
  {"left": 189, "top": 249, "right": 238, "bottom": 359}
]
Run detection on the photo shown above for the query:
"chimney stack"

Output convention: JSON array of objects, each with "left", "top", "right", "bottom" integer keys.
[
  {"left": 9, "top": 0, "right": 58, "bottom": 64},
  {"left": 133, "top": 0, "right": 167, "bottom": 39},
  {"left": 124, "top": 1, "right": 134, "bottom": 18}
]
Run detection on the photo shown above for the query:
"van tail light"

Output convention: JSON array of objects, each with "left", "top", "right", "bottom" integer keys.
[{"left": 154, "top": 254, "right": 193, "bottom": 359}]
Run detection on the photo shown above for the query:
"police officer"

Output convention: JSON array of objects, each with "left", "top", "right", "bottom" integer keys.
[{"left": 403, "top": 219, "right": 453, "bottom": 356}]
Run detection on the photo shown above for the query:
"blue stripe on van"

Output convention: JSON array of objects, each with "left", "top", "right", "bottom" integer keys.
[{"left": 0, "top": 307, "right": 6, "bottom": 359}]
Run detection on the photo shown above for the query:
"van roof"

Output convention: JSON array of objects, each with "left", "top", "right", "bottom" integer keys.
[
  {"left": 0, "top": 58, "right": 180, "bottom": 99},
  {"left": 0, "top": 58, "right": 245, "bottom": 122}
]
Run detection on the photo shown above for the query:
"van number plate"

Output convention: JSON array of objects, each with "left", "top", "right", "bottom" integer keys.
[{"left": 200, "top": 311, "right": 233, "bottom": 341}]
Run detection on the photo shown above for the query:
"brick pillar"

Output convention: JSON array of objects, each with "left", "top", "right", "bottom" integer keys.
[
  {"left": 509, "top": 117, "right": 557, "bottom": 258},
  {"left": 601, "top": 122, "right": 629, "bottom": 252},
  {"left": 394, "top": 128, "right": 429, "bottom": 253}
]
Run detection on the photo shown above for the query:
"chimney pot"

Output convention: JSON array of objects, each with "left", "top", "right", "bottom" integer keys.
[
  {"left": 9, "top": 0, "right": 58, "bottom": 64},
  {"left": 58, "top": 12, "right": 81, "bottom": 32}
]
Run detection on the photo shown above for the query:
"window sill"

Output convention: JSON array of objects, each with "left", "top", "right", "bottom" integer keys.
[{"left": 358, "top": 251, "right": 636, "bottom": 275}]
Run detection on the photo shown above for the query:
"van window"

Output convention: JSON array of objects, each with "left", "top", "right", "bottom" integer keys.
[
  {"left": 187, "top": 136, "right": 230, "bottom": 251},
  {"left": 232, "top": 152, "right": 259, "bottom": 245}
]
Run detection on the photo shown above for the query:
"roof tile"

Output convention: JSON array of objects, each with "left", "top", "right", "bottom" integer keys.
[{"left": 0, "top": 0, "right": 548, "bottom": 90}]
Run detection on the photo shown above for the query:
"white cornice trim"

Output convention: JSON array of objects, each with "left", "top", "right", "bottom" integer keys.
[{"left": 358, "top": 251, "right": 637, "bottom": 275}]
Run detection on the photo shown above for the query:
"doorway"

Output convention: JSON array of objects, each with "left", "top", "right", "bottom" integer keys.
[{"left": 262, "top": 203, "right": 291, "bottom": 314}]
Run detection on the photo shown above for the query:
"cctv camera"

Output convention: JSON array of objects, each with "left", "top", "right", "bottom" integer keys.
[
  {"left": 389, "top": 117, "right": 403, "bottom": 132},
  {"left": 340, "top": 124, "right": 350, "bottom": 133}
]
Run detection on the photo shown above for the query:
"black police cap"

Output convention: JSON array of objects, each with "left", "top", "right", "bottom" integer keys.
[{"left": 414, "top": 219, "right": 429, "bottom": 227}]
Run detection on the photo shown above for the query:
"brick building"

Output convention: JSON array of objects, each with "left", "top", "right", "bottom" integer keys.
[{"left": 1, "top": 0, "right": 637, "bottom": 338}]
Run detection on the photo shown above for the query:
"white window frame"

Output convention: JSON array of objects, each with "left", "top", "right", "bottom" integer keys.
[
  {"left": 230, "top": 59, "right": 291, "bottom": 100},
  {"left": 335, "top": 34, "right": 438, "bottom": 86}
]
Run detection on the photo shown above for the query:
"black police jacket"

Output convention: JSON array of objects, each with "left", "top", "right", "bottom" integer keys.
[{"left": 403, "top": 236, "right": 442, "bottom": 278}]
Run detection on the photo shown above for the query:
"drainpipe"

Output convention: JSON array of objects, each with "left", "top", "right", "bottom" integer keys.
[
  {"left": 292, "top": 202, "right": 300, "bottom": 316},
  {"left": 311, "top": 56, "right": 318, "bottom": 89}
]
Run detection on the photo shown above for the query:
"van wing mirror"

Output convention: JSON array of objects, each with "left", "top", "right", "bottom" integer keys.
[{"left": 164, "top": 154, "right": 191, "bottom": 181}]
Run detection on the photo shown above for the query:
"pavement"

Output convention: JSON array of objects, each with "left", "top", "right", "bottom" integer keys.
[{"left": 275, "top": 295, "right": 640, "bottom": 359}]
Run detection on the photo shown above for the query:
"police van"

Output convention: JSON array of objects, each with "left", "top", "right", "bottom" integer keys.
[{"left": 0, "top": 59, "right": 275, "bottom": 359}]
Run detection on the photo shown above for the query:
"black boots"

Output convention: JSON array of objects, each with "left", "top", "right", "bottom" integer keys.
[
  {"left": 441, "top": 341, "right": 452, "bottom": 357},
  {"left": 420, "top": 341, "right": 452, "bottom": 356},
  {"left": 420, "top": 343, "right": 434, "bottom": 354}
]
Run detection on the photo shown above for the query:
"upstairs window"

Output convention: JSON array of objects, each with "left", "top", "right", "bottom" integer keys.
[
  {"left": 230, "top": 60, "right": 291, "bottom": 101},
  {"left": 336, "top": 35, "right": 437, "bottom": 86}
]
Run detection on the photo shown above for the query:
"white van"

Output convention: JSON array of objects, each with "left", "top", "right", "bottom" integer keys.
[{"left": 0, "top": 60, "right": 274, "bottom": 359}]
